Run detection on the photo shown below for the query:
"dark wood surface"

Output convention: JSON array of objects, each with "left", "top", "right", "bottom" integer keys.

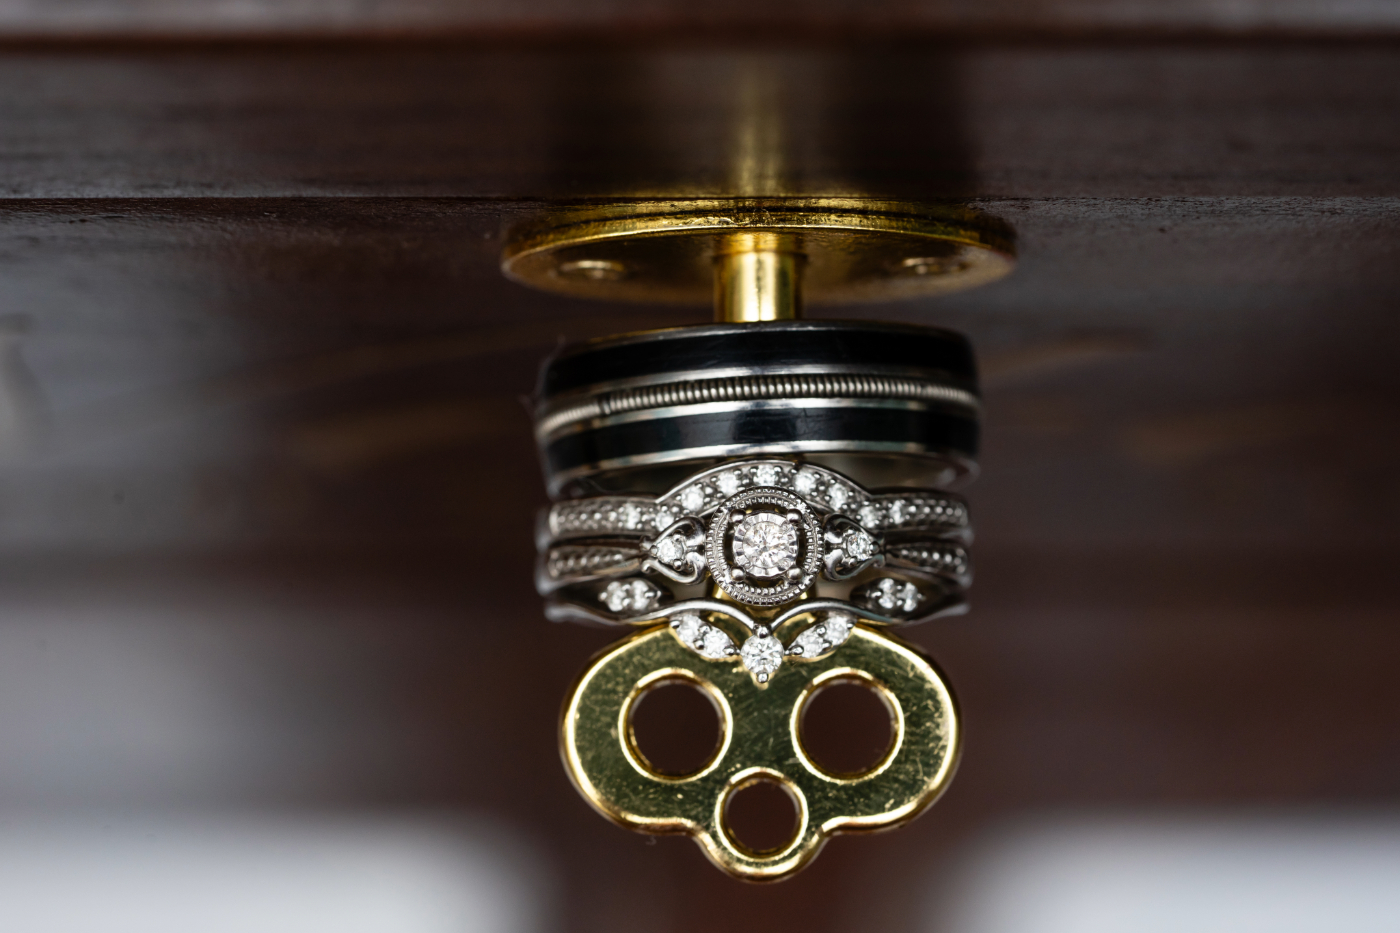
[
  {"left": 3, "top": 44, "right": 1399, "bottom": 198},
  {"left": 3, "top": 0, "right": 1400, "bottom": 38},
  {"left": 0, "top": 21, "right": 1396, "bottom": 933}
]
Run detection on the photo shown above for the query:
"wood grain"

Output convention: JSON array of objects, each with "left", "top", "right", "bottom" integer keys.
[
  {"left": 1, "top": 44, "right": 1398, "bottom": 198},
  {"left": 2, "top": 0, "right": 1399, "bottom": 39}
]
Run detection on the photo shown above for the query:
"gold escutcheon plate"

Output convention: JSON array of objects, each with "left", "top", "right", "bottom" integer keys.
[
  {"left": 560, "top": 624, "right": 961, "bottom": 881},
  {"left": 503, "top": 199, "right": 1015, "bottom": 305}
]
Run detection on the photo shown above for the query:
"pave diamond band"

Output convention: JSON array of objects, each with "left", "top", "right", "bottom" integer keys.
[
  {"left": 544, "top": 461, "right": 968, "bottom": 542},
  {"left": 543, "top": 497, "right": 670, "bottom": 541}
]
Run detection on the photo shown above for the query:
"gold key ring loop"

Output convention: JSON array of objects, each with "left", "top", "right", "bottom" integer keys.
[{"left": 561, "top": 624, "right": 960, "bottom": 881}]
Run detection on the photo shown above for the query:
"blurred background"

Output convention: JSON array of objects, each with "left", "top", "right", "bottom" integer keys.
[{"left": 1, "top": 1, "right": 1399, "bottom": 930}]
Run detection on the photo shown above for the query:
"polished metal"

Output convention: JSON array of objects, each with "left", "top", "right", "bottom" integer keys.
[
  {"left": 560, "top": 624, "right": 960, "bottom": 881},
  {"left": 515, "top": 198, "right": 999, "bottom": 882},
  {"left": 714, "top": 231, "right": 804, "bottom": 322},
  {"left": 532, "top": 320, "right": 980, "bottom": 497},
  {"left": 502, "top": 199, "right": 1014, "bottom": 305},
  {"left": 545, "top": 439, "right": 974, "bottom": 496},
  {"left": 540, "top": 361, "right": 983, "bottom": 404},
  {"left": 535, "top": 371, "right": 981, "bottom": 441},
  {"left": 544, "top": 397, "right": 958, "bottom": 442},
  {"left": 537, "top": 458, "right": 973, "bottom": 636}
]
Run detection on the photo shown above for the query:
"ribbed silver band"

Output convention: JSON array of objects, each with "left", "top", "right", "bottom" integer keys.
[{"left": 536, "top": 371, "right": 980, "bottom": 440}]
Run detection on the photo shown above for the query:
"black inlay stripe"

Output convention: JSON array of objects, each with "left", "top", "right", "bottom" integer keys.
[
  {"left": 544, "top": 406, "right": 979, "bottom": 479},
  {"left": 539, "top": 321, "right": 978, "bottom": 398}
]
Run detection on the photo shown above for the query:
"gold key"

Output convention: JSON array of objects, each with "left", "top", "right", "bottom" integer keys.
[{"left": 561, "top": 623, "right": 960, "bottom": 881}]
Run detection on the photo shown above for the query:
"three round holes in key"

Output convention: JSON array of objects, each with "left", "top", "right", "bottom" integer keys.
[
  {"left": 626, "top": 675, "right": 726, "bottom": 778},
  {"left": 798, "top": 673, "right": 900, "bottom": 779}
]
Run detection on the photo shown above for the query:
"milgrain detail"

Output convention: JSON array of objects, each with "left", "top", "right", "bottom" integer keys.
[
  {"left": 545, "top": 545, "right": 640, "bottom": 581},
  {"left": 886, "top": 543, "right": 972, "bottom": 584},
  {"left": 855, "top": 495, "right": 969, "bottom": 534},
  {"left": 546, "top": 491, "right": 970, "bottom": 540},
  {"left": 549, "top": 498, "right": 666, "bottom": 538},
  {"left": 537, "top": 372, "right": 979, "bottom": 439}
]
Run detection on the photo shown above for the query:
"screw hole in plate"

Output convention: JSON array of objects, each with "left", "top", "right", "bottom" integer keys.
[{"left": 555, "top": 258, "right": 628, "bottom": 281}]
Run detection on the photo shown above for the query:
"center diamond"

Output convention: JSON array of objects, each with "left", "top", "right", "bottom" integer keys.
[{"left": 732, "top": 511, "right": 799, "bottom": 578}]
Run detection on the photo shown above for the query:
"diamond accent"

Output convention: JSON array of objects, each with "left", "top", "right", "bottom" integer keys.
[
  {"left": 858, "top": 504, "right": 880, "bottom": 527},
  {"left": 827, "top": 484, "right": 849, "bottom": 511},
  {"left": 791, "top": 612, "right": 856, "bottom": 660},
  {"left": 670, "top": 606, "right": 861, "bottom": 677},
  {"left": 825, "top": 613, "right": 855, "bottom": 643},
  {"left": 842, "top": 529, "right": 877, "bottom": 562},
  {"left": 791, "top": 627, "right": 825, "bottom": 659},
  {"left": 753, "top": 464, "right": 781, "bottom": 487},
  {"left": 733, "top": 512, "right": 799, "bottom": 579},
  {"left": 671, "top": 612, "right": 738, "bottom": 659},
  {"left": 866, "top": 578, "right": 923, "bottom": 614},
  {"left": 717, "top": 471, "right": 741, "bottom": 496},
  {"left": 655, "top": 534, "right": 687, "bottom": 565},
  {"left": 672, "top": 611, "right": 703, "bottom": 646},
  {"left": 600, "top": 579, "right": 661, "bottom": 614},
  {"left": 548, "top": 497, "right": 661, "bottom": 537},
  {"left": 699, "top": 626, "right": 737, "bottom": 659},
  {"left": 793, "top": 469, "right": 817, "bottom": 495},
  {"left": 681, "top": 486, "right": 706, "bottom": 513},
  {"left": 740, "top": 633, "right": 783, "bottom": 683},
  {"left": 707, "top": 487, "right": 822, "bottom": 607}
]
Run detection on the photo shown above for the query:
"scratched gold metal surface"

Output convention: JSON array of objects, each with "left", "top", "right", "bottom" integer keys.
[{"left": 560, "top": 624, "right": 960, "bottom": 881}]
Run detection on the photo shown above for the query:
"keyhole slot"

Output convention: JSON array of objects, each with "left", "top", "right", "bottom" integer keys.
[
  {"left": 720, "top": 773, "right": 804, "bottom": 857},
  {"left": 797, "top": 673, "right": 900, "bottom": 779},
  {"left": 625, "top": 674, "right": 726, "bottom": 779}
]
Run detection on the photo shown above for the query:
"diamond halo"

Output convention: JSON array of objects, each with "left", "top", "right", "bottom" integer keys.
[
  {"left": 733, "top": 512, "right": 799, "bottom": 579},
  {"left": 706, "top": 487, "right": 822, "bottom": 607}
]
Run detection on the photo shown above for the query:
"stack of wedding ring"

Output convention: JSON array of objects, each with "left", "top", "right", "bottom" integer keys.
[
  {"left": 537, "top": 457, "right": 972, "bottom": 683},
  {"left": 532, "top": 321, "right": 980, "bottom": 685}
]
